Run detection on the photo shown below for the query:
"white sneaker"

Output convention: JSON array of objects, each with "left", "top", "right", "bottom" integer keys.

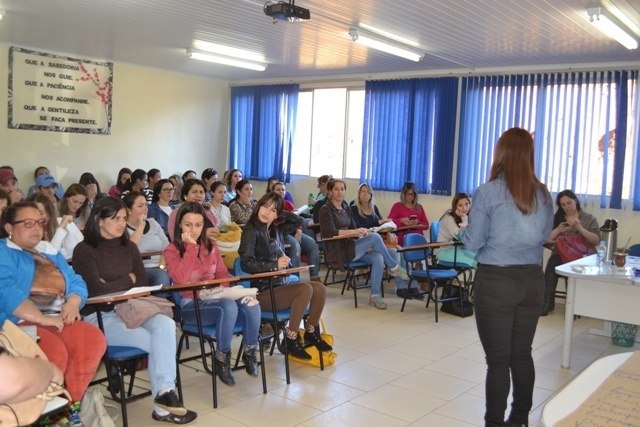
[{"left": 369, "top": 295, "right": 387, "bottom": 309}]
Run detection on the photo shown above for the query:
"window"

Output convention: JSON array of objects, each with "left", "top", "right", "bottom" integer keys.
[
  {"left": 456, "top": 72, "right": 638, "bottom": 208},
  {"left": 291, "top": 88, "right": 365, "bottom": 178}
]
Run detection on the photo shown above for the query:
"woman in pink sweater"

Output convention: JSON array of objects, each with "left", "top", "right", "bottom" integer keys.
[
  {"left": 163, "top": 202, "right": 261, "bottom": 387},
  {"left": 387, "top": 181, "right": 429, "bottom": 246}
]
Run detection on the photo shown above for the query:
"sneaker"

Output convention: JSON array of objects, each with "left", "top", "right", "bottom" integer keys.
[
  {"left": 152, "top": 409, "right": 197, "bottom": 425},
  {"left": 398, "top": 269, "right": 410, "bottom": 281},
  {"left": 369, "top": 295, "right": 387, "bottom": 309},
  {"left": 304, "top": 327, "right": 333, "bottom": 352},
  {"left": 396, "top": 289, "right": 411, "bottom": 299},
  {"left": 154, "top": 390, "right": 187, "bottom": 416},
  {"left": 388, "top": 265, "right": 401, "bottom": 277},
  {"left": 409, "top": 288, "right": 425, "bottom": 300}
]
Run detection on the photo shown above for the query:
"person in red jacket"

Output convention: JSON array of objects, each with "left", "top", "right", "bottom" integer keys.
[
  {"left": 387, "top": 181, "right": 429, "bottom": 246},
  {"left": 164, "top": 202, "right": 261, "bottom": 386}
]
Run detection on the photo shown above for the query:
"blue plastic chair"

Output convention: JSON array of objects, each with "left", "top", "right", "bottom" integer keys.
[
  {"left": 173, "top": 290, "right": 267, "bottom": 408},
  {"left": 400, "top": 233, "right": 461, "bottom": 322},
  {"left": 233, "top": 258, "right": 320, "bottom": 384},
  {"left": 629, "top": 244, "right": 640, "bottom": 257},
  {"left": 430, "top": 219, "right": 475, "bottom": 291}
]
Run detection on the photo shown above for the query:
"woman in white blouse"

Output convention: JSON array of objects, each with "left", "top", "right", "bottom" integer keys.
[
  {"left": 123, "top": 191, "right": 171, "bottom": 286},
  {"left": 209, "top": 180, "right": 231, "bottom": 226},
  {"left": 28, "top": 193, "right": 84, "bottom": 259}
]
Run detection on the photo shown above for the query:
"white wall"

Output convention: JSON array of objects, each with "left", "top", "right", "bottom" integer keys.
[{"left": 0, "top": 45, "right": 230, "bottom": 191}]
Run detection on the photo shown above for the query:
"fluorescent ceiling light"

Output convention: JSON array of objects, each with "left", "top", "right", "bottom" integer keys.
[
  {"left": 187, "top": 50, "right": 267, "bottom": 71},
  {"left": 348, "top": 28, "right": 423, "bottom": 62},
  {"left": 358, "top": 23, "right": 420, "bottom": 48},
  {"left": 587, "top": 7, "right": 638, "bottom": 50},
  {"left": 192, "top": 40, "right": 266, "bottom": 63}
]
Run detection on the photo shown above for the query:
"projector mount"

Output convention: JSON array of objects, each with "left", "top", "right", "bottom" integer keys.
[{"left": 263, "top": 0, "right": 310, "bottom": 23}]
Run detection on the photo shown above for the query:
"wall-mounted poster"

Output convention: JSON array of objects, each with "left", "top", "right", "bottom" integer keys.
[{"left": 8, "top": 46, "right": 113, "bottom": 134}]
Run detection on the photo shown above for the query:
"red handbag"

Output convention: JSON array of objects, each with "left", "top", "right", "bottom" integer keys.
[{"left": 555, "top": 234, "right": 596, "bottom": 264}]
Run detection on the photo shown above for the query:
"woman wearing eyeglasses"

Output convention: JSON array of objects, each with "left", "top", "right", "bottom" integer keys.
[
  {"left": 148, "top": 179, "right": 176, "bottom": 238},
  {"left": 0, "top": 200, "right": 106, "bottom": 402},
  {"left": 387, "top": 181, "right": 430, "bottom": 246},
  {"left": 73, "top": 197, "right": 197, "bottom": 424}
]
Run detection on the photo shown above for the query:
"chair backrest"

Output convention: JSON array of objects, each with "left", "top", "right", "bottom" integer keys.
[
  {"left": 629, "top": 243, "right": 640, "bottom": 257},
  {"left": 233, "top": 257, "right": 251, "bottom": 288},
  {"left": 430, "top": 220, "right": 440, "bottom": 243},
  {"left": 403, "top": 233, "right": 430, "bottom": 263}
]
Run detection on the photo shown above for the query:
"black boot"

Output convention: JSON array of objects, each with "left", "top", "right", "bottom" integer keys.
[
  {"left": 241, "top": 346, "right": 259, "bottom": 377},
  {"left": 304, "top": 326, "right": 332, "bottom": 352},
  {"left": 285, "top": 333, "right": 312, "bottom": 360},
  {"left": 214, "top": 350, "right": 235, "bottom": 386}
]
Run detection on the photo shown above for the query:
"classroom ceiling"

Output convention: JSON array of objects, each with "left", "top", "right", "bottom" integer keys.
[{"left": 0, "top": 0, "right": 638, "bottom": 82}]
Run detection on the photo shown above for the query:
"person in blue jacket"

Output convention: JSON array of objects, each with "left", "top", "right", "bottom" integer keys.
[{"left": 0, "top": 200, "right": 105, "bottom": 401}]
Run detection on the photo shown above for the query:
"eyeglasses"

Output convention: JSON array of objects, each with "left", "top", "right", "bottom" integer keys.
[{"left": 13, "top": 218, "right": 47, "bottom": 229}]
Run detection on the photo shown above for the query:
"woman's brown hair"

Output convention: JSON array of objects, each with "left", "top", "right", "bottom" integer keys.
[{"left": 489, "top": 127, "right": 548, "bottom": 214}]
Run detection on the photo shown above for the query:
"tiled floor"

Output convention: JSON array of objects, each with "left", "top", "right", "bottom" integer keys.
[{"left": 105, "top": 276, "right": 639, "bottom": 427}]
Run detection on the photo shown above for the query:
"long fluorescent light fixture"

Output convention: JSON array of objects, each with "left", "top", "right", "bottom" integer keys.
[
  {"left": 348, "top": 28, "right": 423, "bottom": 62},
  {"left": 587, "top": 7, "right": 638, "bottom": 50},
  {"left": 187, "top": 49, "right": 267, "bottom": 71}
]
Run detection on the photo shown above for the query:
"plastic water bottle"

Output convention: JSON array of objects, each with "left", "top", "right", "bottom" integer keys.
[{"left": 597, "top": 240, "right": 607, "bottom": 266}]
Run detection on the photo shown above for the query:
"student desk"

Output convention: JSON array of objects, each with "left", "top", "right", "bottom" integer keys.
[{"left": 555, "top": 255, "right": 639, "bottom": 368}]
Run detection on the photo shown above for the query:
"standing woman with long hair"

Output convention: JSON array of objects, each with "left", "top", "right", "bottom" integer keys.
[{"left": 460, "top": 128, "right": 553, "bottom": 427}]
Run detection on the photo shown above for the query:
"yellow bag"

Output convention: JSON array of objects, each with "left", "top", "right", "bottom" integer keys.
[
  {"left": 214, "top": 222, "right": 242, "bottom": 269},
  {"left": 290, "top": 319, "right": 337, "bottom": 368}
]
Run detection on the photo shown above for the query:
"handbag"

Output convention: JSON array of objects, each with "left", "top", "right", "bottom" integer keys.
[
  {"left": 114, "top": 295, "right": 174, "bottom": 329},
  {"left": 555, "top": 234, "right": 596, "bottom": 264},
  {"left": 79, "top": 386, "right": 118, "bottom": 427},
  {"left": 290, "top": 318, "right": 337, "bottom": 368},
  {"left": 0, "top": 320, "right": 71, "bottom": 427}
]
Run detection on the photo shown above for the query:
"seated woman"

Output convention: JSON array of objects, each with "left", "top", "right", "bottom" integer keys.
[
  {"left": 436, "top": 193, "right": 477, "bottom": 268},
  {"left": 266, "top": 176, "right": 294, "bottom": 204},
  {"left": 239, "top": 192, "right": 331, "bottom": 360},
  {"left": 273, "top": 182, "right": 320, "bottom": 282},
  {"left": 28, "top": 193, "right": 84, "bottom": 260},
  {"left": 148, "top": 179, "right": 176, "bottom": 238},
  {"left": 224, "top": 169, "right": 243, "bottom": 204},
  {"left": 0, "top": 189, "right": 11, "bottom": 218},
  {"left": 123, "top": 191, "right": 171, "bottom": 287},
  {"left": 72, "top": 197, "right": 196, "bottom": 424},
  {"left": 79, "top": 172, "right": 107, "bottom": 221},
  {"left": 164, "top": 202, "right": 261, "bottom": 385},
  {"left": 209, "top": 180, "right": 232, "bottom": 227},
  {"left": 201, "top": 168, "right": 218, "bottom": 202},
  {"left": 27, "top": 166, "right": 65, "bottom": 200},
  {"left": 167, "top": 174, "right": 183, "bottom": 208},
  {"left": 107, "top": 167, "right": 131, "bottom": 199},
  {"left": 167, "top": 179, "right": 218, "bottom": 241},
  {"left": 351, "top": 184, "right": 414, "bottom": 299},
  {"left": 0, "top": 201, "right": 106, "bottom": 402},
  {"left": 229, "top": 180, "right": 255, "bottom": 226},
  {"left": 542, "top": 190, "right": 600, "bottom": 316},
  {"left": 319, "top": 179, "right": 402, "bottom": 310},
  {"left": 388, "top": 181, "right": 429, "bottom": 246},
  {"left": 58, "top": 184, "right": 89, "bottom": 230},
  {"left": 120, "top": 169, "right": 153, "bottom": 204}
]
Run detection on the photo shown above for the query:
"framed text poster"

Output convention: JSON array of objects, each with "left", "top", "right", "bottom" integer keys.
[{"left": 8, "top": 46, "right": 113, "bottom": 134}]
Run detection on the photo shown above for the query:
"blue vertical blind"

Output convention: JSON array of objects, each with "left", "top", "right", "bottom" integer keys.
[
  {"left": 229, "top": 84, "right": 299, "bottom": 181},
  {"left": 361, "top": 77, "right": 458, "bottom": 194},
  {"left": 456, "top": 71, "right": 639, "bottom": 209}
]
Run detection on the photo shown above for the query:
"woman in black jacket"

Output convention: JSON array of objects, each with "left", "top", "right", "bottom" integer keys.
[{"left": 239, "top": 192, "right": 330, "bottom": 360}]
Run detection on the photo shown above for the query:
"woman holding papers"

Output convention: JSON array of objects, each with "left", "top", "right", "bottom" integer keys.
[
  {"left": 164, "top": 202, "right": 261, "bottom": 386},
  {"left": 350, "top": 184, "right": 414, "bottom": 299},
  {"left": 73, "top": 197, "right": 197, "bottom": 424},
  {"left": 319, "top": 179, "right": 403, "bottom": 310}
]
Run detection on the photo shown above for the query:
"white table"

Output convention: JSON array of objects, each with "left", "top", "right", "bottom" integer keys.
[
  {"left": 556, "top": 254, "right": 640, "bottom": 368},
  {"left": 541, "top": 352, "right": 633, "bottom": 426}
]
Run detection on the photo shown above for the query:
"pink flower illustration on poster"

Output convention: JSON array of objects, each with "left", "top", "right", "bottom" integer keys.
[{"left": 76, "top": 61, "right": 112, "bottom": 119}]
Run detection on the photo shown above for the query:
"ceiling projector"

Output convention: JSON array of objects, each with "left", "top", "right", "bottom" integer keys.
[{"left": 264, "top": 1, "right": 310, "bottom": 23}]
